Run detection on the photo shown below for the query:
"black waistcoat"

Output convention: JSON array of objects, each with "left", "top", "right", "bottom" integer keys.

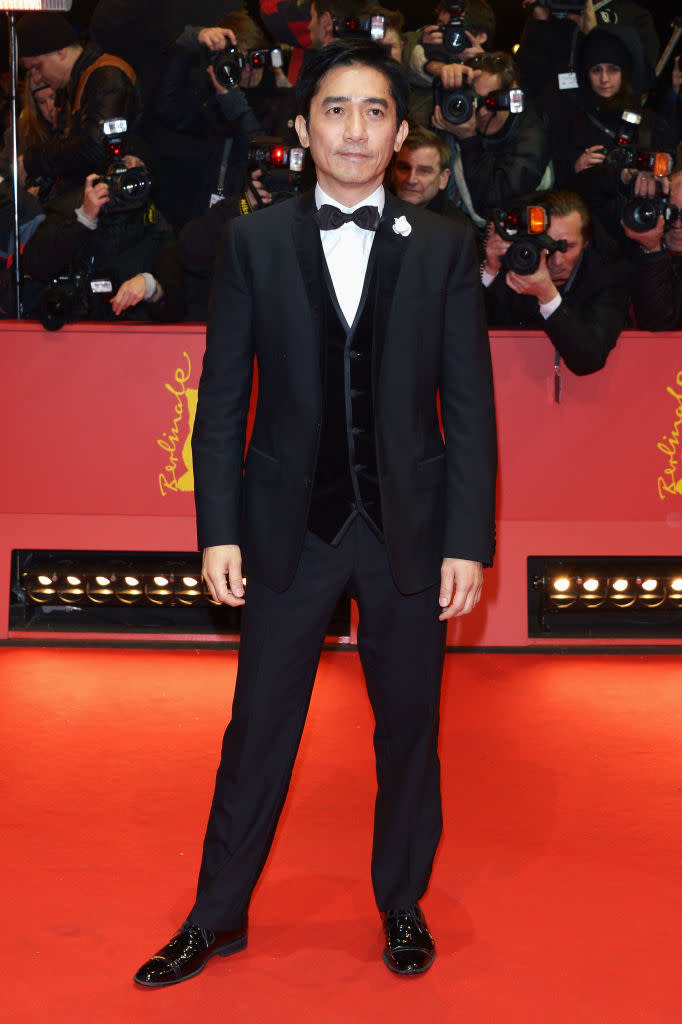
[{"left": 306, "top": 248, "right": 383, "bottom": 545}]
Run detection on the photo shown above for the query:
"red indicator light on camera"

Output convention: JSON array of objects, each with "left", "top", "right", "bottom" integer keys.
[{"left": 270, "top": 146, "right": 285, "bottom": 165}]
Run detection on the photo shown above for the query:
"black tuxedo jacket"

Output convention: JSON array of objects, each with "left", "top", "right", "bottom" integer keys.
[{"left": 192, "top": 189, "right": 497, "bottom": 594}]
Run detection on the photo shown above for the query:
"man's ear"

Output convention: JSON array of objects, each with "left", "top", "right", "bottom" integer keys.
[
  {"left": 320, "top": 11, "right": 334, "bottom": 42},
  {"left": 439, "top": 167, "right": 451, "bottom": 190},
  {"left": 474, "top": 32, "right": 487, "bottom": 46},
  {"left": 393, "top": 119, "right": 409, "bottom": 152},
  {"left": 295, "top": 114, "right": 310, "bottom": 149}
]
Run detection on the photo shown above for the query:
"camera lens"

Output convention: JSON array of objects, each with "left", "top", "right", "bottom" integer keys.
[
  {"left": 441, "top": 87, "right": 476, "bottom": 125},
  {"left": 115, "top": 167, "right": 151, "bottom": 204},
  {"left": 622, "top": 198, "right": 659, "bottom": 233},
  {"left": 504, "top": 241, "right": 540, "bottom": 275}
]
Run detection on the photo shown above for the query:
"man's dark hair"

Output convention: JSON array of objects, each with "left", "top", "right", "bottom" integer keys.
[
  {"left": 398, "top": 124, "right": 450, "bottom": 171},
  {"left": 543, "top": 189, "right": 594, "bottom": 243},
  {"left": 296, "top": 38, "right": 409, "bottom": 126},
  {"left": 436, "top": 0, "right": 495, "bottom": 43}
]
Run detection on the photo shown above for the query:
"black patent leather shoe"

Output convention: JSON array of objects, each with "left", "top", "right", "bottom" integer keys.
[
  {"left": 382, "top": 904, "right": 435, "bottom": 976},
  {"left": 134, "top": 922, "right": 247, "bottom": 987}
]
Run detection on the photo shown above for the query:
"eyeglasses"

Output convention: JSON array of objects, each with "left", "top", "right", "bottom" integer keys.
[
  {"left": 467, "top": 53, "right": 515, "bottom": 75},
  {"left": 666, "top": 205, "right": 682, "bottom": 227}
]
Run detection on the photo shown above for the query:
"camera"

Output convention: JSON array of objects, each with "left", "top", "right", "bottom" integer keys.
[
  {"left": 493, "top": 205, "right": 567, "bottom": 274},
  {"left": 332, "top": 15, "right": 386, "bottom": 41},
  {"left": 433, "top": 81, "right": 478, "bottom": 124},
  {"left": 532, "top": 0, "right": 586, "bottom": 16},
  {"left": 247, "top": 137, "right": 306, "bottom": 201},
  {"left": 433, "top": 80, "right": 523, "bottom": 125},
  {"left": 209, "top": 46, "right": 283, "bottom": 89},
  {"left": 93, "top": 119, "right": 151, "bottom": 213},
  {"left": 38, "top": 270, "right": 116, "bottom": 331},
  {"left": 621, "top": 178, "right": 675, "bottom": 234},
  {"left": 441, "top": 3, "right": 469, "bottom": 55}
]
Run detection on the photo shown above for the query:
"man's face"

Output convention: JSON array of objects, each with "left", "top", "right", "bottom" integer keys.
[
  {"left": 665, "top": 176, "right": 682, "bottom": 254},
  {"left": 22, "top": 50, "right": 69, "bottom": 90},
  {"left": 546, "top": 211, "right": 588, "bottom": 285},
  {"left": 392, "top": 145, "right": 449, "bottom": 206},
  {"left": 308, "top": 2, "right": 326, "bottom": 50},
  {"left": 295, "top": 63, "right": 408, "bottom": 204},
  {"left": 473, "top": 71, "right": 508, "bottom": 136},
  {"left": 383, "top": 28, "right": 403, "bottom": 63}
]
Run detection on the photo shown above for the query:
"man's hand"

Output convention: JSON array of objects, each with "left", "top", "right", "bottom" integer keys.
[
  {"left": 82, "top": 172, "right": 110, "bottom": 219},
  {"left": 439, "top": 558, "right": 483, "bottom": 620},
  {"left": 111, "top": 274, "right": 156, "bottom": 315},
  {"left": 525, "top": 0, "right": 550, "bottom": 21},
  {"left": 432, "top": 102, "right": 476, "bottom": 138},
  {"left": 506, "top": 249, "right": 558, "bottom": 304},
  {"left": 566, "top": 0, "right": 597, "bottom": 34},
  {"left": 672, "top": 55, "right": 681, "bottom": 96},
  {"left": 483, "top": 222, "right": 511, "bottom": 277},
  {"left": 621, "top": 212, "right": 665, "bottom": 252},
  {"left": 198, "top": 26, "right": 237, "bottom": 51},
  {"left": 574, "top": 144, "right": 605, "bottom": 173},
  {"left": 202, "top": 544, "right": 245, "bottom": 606},
  {"left": 246, "top": 167, "right": 273, "bottom": 209}
]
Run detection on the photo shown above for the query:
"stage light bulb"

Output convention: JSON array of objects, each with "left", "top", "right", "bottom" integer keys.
[
  {"left": 154, "top": 575, "right": 169, "bottom": 587},
  {"left": 612, "top": 578, "right": 629, "bottom": 592},
  {"left": 66, "top": 575, "right": 81, "bottom": 586},
  {"left": 95, "top": 575, "right": 111, "bottom": 586},
  {"left": 553, "top": 577, "right": 571, "bottom": 592},
  {"left": 670, "top": 578, "right": 682, "bottom": 592},
  {"left": 183, "top": 576, "right": 199, "bottom": 587},
  {"left": 583, "top": 578, "right": 600, "bottom": 592},
  {"left": 38, "top": 574, "right": 52, "bottom": 586},
  {"left": 641, "top": 578, "right": 658, "bottom": 592},
  {"left": 124, "top": 576, "right": 140, "bottom": 587}
]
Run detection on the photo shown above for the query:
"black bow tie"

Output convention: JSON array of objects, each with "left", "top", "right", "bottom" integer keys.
[{"left": 314, "top": 203, "right": 381, "bottom": 232}]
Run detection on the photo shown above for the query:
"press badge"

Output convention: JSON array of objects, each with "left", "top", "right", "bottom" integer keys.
[{"left": 557, "top": 72, "right": 579, "bottom": 90}]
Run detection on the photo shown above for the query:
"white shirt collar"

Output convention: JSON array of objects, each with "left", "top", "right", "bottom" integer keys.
[{"left": 315, "top": 182, "right": 385, "bottom": 216}]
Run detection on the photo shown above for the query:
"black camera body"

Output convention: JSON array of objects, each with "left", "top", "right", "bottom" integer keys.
[
  {"left": 441, "top": 2, "right": 470, "bottom": 55},
  {"left": 93, "top": 118, "right": 151, "bottom": 213},
  {"left": 494, "top": 205, "right": 568, "bottom": 275},
  {"left": 621, "top": 179, "right": 674, "bottom": 234},
  {"left": 247, "top": 137, "right": 306, "bottom": 201},
  {"left": 332, "top": 14, "right": 386, "bottom": 41},
  {"left": 39, "top": 270, "right": 116, "bottom": 331},
  {"left": 533, "top": 0, "right": 586, "bottom": 16},
  {"left": 210, "top": 46, "right": 283, "bottom": 89},
  {"left": 433, "top": 81, "right": 478, "bottom": 124},
  {"left": 433, "top": 80, "right": 523, "bottom": 125}
]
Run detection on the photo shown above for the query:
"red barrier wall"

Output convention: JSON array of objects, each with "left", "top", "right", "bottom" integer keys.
[{"left": 2, "top": 322, "right": 681, "bottom": 646}]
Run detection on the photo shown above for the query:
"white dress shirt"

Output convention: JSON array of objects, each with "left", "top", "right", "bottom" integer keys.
[{"left": 315, "top": 182, "right": 384, "bottom": 327}]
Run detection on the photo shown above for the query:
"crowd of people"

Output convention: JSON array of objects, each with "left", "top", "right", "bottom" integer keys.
[{"left": 1, "top": 0, "right": 680, "bottom": 356}]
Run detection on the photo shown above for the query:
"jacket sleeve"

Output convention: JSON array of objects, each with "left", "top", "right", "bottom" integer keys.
[
  {"left": 630, "top": 251, "right": 682, "bottom": 332},
  {"left": 191, "top": 217, "right": 255, "bottom": 549},
  {"left": 21, "top": 210, "right": 92, "bottom": 281}
]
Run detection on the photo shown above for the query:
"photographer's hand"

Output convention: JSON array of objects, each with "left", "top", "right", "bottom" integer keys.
[
  {"left": 626, "top": 170, "right": 670, "bottom": 199},
  {"left": 524, "top": 0, "right": 550, "bottom": 21},
  {"left": 567, "top": 1, "right": 597, "bottom": 34},
  {"left": 198, "top": 26, "right": 237, "bottom": 52},
  {"left": 621, "top": 213, "right": 665, "bottom": 252},
  {"left": 574, "top": 145, "right": 605, "bottom": 173},
  {"left": 506, "top": 250, "right": 558, "bottom": 305},
  {"left": 111, "top": 274, "right": 151, "bottom": 315},
  {"left": 82, "top": 172, "right": 109, "bottom": 220},
  {"left": 432, "top": 102, "right": 476, "bottom": 138},
  {"left": 246, "top": 168, "right": 273, "bottom": 209},
  {"left": 482, "top": 223, "right": 511, "bottom": 278},
  {"left": 673, "top": 56, "right": 681, "bottom": 96},
  {"left": 458, "top": 32, "right": 485, "bottom": 64}
]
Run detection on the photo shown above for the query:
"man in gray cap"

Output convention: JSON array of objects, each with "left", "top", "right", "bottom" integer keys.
[{"left": 16, "top": 12, "right": 140, "bottom": 194}]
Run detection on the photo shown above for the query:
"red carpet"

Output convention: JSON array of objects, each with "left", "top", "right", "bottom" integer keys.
[{"left": 2, "top": 648, "right": 680, "bottom": 1022}]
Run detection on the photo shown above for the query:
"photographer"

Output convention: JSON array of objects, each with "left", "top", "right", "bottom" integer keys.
[
  {"left": 390, "top": 124, "right": 469, "bottom": 224},
  {"left": 482, "top": 189, "right": 630, "bottom": 374},
  {"left": 16, "top": 12, "right": 140, "bottom": 195},
  {"left": 405, "top": 1, "right": 495, "bottom": 127},
  {"left": 154, "top": 13, "right": 298, "bottom": 230},
  {"left": 623, "top": 169, "right": 682, "bottom": 331},
  {"left": 432, "top": 52, "right": 553, "bottom": 228},
  {"left": 547, "top": 27, "right": 675, "bottom": 245},
  {"left": 21, "top": 156, "right": 183, "bottom": 325},
  {"left": 517, "top": 1, "right": 658, "bottom": 105}
]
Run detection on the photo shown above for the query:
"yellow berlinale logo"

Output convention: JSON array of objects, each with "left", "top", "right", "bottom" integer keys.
[
  {"left": 657, "top": 370, "right": 682, "bottom": 500},
  {"left": 158, "top": 351, "right": 197, "bottom": 496}
]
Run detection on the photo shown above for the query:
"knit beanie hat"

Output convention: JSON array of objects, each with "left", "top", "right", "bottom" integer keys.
[
  {"left": 16, "top": 13, "right": 78, "bottom": 58},
  {"left": 579, "top": 27, "right": 633, "bottom": 80}
]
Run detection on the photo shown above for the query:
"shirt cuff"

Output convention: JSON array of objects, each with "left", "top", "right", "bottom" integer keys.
[
  {"left": 75, "top": 206, "right": 98, "bottom": 230},
  {"left": 141, "top": 272, "right": 158, "bottom": 300},
  {"left": 539, "top": 294, "right": 562, "bottom": 319}
]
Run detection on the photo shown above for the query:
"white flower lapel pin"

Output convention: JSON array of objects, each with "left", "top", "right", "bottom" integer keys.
[{"left": 392, "top": 215, "right": 412, "bottom": 237}]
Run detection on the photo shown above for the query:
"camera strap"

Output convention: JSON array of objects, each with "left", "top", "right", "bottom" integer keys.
[{"left": 72, "top": 55, "right": 137, "bottom": 116}]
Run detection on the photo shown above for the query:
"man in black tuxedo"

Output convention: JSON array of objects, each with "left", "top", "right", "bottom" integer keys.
[{"left": 134, "top": 38, "right": 497, "bottom": 987}]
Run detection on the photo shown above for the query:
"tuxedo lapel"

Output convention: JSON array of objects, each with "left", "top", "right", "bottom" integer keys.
[
  {"left": 373, "top": 191, "right": 413, "bottom": 386},
  {"left": 292, "top": 190, "right": 325, "bottom": 369}
]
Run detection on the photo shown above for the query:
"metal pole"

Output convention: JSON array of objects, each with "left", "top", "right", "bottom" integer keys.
[{"left": 8, "top": 10, "right": 22, "bottom": 317}]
